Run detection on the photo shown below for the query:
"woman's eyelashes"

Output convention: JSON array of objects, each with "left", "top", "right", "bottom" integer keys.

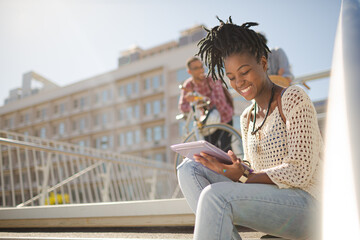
[
  {"left": 228, "top": 70, "right": 251, "bottom": 81},
  {"left": 241, "top": 69, "right": 251, "bottom": 75}
]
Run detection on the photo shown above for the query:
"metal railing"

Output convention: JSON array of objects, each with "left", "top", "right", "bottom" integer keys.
[{"left": 0, "top": 130, "right": 178, "bottom": 208}]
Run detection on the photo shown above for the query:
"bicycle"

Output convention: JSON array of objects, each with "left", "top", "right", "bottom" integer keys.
[{"left": 174, "top": 88, "right": 244, "bottom": 173}]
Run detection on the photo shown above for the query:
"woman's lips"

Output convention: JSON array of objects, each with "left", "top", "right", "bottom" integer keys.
[
  {"left": 241, "top": 86, "right": 251, "bottom": 93},
  {"left": 240, "top": 85, "right": 252, "bottom": 96}
]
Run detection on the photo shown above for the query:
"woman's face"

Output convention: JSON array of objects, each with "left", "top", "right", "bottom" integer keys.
[{"left": 224, "top": 52, "right": 268, "bottom": 101}]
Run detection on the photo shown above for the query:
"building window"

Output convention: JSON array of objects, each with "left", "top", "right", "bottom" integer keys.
[
  {"left": 154, "top": 153, "right": 163, "bottom": 162},
  {"left": 146, "top": 128, "right": 152, "bottom": 142},
  {"left": 153, "top": 100, "right": 161, "bottom": 115},
  {"left": 94, "top": 93, "right": 99, "bottom": 104},
  {"left": 59, "top": 122, "right": 65, "bottom": 136},
  {"left": 94, "top": 114, "right": 101, "bottom": 126},
  {"left": 24, "top": 113, "right": 29, "bottom": 124},
  {"left": 162, "top": 99, "right": 166, "bottom": 112},
  {"left": 126, "top": 83, "right": 132, "bottom": 97},
  {"left": 153, "top": 126, "right": 162, "bottom": 141},
  {"left": 126, "top": 106, "right": 133, "bottom": 120},
  {"left": 152, "top": 76, "right": 160, "bottom": 89},
  {"left": 101, "top": 136, "right": 108, "bottom": 149},
  {"left": 163, "top": 125, "right": 167, "bottom": 139},
  {"left": 41, "top": 108, "right": 47, "bottom": 119},
  {"left": 102, "top": 113, "right": 108, "bottom": 125},
  {"left": 59, "top": 103, "right": 65, "bottom": 115},
  {"left": 96, "top": 136, "right": 109, "bottom": 149},
  {"left": 73, "top": 99, "right": 78, "bottom": 109},
  {"left": 78, "top": 140, "right": 85, "bottom": 147},
  {"left": 134, "top": 105, "right": 139, "bottom": 119},
  {"left": 40, "top": 127, "right": 46, "bottom": 138},
  {"left": 134, "top": 82, "right": 139, "bottom": 94},
  {"left": 80, "top": 97, "right": 86, "bottom": 109},
  {"left": 118, "top": 85, "right": 124, "bottom": 97},
  {"left": 145, "top": 102, "right": 151, "bottom": 116},
  {"left": 135, "top": 129, "right": 140, "bottom": 144},
  {"left": 118, "top": 109, "right": 125, "bottom": 121},
  {"left": 118, "top": 133, "right": 125, "bottom": 147},
  {"left": 102, "top": 90, "right": 108, "bottom": 102},
  {"left": 79, "top": 118, "right": 85, "bottom": 131},
  {"left": 126, "top": 131, "right": 133, "bottom": 145},
  {"left": 72, "top": 120, "right": 77, "bottom": 131},
  {"left": 144, "top": 78, "right": 151, "bottom": 90},
  {"left": 54, "top": 105, "right": 58, "bottom": 114}
]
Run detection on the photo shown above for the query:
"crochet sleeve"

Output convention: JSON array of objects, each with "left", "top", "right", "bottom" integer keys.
[{"left": 263, "top": 86, "right": 322, "bottom": 188}]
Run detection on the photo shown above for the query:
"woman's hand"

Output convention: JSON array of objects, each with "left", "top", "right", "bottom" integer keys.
[{"left": 193, "top": 150, "right": 244, "bottom": 182}]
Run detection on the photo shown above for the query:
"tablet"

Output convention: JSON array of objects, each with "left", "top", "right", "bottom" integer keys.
[{"left": 170, "top": 140, "right": 232, "bottom": 164}]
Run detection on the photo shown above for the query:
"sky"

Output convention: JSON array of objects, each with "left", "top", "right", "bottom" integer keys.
[{"left": 0, "top": 0, "right": 341, "bottom": 106}]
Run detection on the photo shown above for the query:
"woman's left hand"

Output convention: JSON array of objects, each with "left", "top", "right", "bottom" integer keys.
[{"left": 194, "top": 150, "right": 244, "bottom": 182}]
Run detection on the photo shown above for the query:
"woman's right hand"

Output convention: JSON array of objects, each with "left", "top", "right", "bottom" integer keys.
[{"left": 194, "top": 150, "right": 245, "bottom": 182}]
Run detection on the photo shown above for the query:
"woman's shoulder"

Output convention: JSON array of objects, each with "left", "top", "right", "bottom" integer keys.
[
  {"left": 281, "top": 85, "right": 314, "bottom": 116},
  {"left": 282, "top": 85, "right": 312, "bottom": 106}
]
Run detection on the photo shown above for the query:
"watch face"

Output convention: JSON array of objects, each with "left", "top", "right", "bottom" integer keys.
[{"left": 239, "top": 175, "right": 248, "bottom": 183}]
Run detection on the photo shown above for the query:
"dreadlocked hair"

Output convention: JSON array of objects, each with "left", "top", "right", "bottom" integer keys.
[{"left": 197, "top": 16, "right": 270, "bottom": 87}]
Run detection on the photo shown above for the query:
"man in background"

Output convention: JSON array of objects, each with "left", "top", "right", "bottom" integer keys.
[{"left": 178, "top": 56, "right": 234, "bottom": 152}]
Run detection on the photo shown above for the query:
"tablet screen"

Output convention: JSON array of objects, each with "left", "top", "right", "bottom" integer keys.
[{"left": 170, "top": 140, "right": 232, "bottom": 164}]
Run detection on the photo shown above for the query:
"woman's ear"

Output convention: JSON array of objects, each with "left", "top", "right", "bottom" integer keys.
[{"left": 261, "top": 56, "right": 268, "bottom": 72}]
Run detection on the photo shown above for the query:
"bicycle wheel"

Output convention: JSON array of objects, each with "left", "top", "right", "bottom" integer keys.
[{"left": 174, "top": 123, "right": 244, "bottom": 172}]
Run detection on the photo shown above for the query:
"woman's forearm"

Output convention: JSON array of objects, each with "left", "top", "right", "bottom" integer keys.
[{"left": 246, "top": 172, "right": 275, "bottom": 184}]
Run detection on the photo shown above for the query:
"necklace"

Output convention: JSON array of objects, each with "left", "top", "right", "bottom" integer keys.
[{"left": 251, "top": 84, "right": 275, "bottom": 135}]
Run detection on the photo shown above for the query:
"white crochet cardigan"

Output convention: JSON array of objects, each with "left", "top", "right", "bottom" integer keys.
[{"left": 240, "top": 85, "right": 323, "bottom": 200}]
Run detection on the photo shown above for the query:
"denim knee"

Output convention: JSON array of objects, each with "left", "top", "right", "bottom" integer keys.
[
  {"left": 198, "top": 184, "right": 227, "bottom": 209},
  {"left": 177, "top": 158, "right": 197, "bottom": 177}
]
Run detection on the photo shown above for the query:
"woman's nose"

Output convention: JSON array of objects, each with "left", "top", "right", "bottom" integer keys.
[{"left": 235, "top": 77, "right": 244, "bottom": 87}]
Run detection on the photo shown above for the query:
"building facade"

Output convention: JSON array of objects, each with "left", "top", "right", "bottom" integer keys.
[{"left": 1, "top": 25, "right": 249, "bottom": 165}]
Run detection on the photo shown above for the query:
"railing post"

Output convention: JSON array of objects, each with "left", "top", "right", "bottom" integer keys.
[
  {"left": 101, "top": 162, "right": 112, "bottom": 202},
  {"left": 39, "top": 152, "right": 52, "bottom": 205},
  {"left": 148, "top": 169, "right": 158, "bottom": 200}
]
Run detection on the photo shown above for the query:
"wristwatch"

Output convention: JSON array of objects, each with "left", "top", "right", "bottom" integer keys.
[{"left": 239, "top": 169, "right": 250, "bottom": 183}]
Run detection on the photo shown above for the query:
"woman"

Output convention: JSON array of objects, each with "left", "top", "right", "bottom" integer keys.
[{"left": 177, "top": 17, "right": 323, "bottom": 240}]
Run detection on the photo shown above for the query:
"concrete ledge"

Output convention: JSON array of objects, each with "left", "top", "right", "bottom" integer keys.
[{"left": 0, "top": 199, "right": 195, "bottom": 228}]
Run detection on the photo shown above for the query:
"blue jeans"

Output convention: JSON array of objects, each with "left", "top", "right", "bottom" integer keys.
[{"left": 177, "top": 158, "right": 319, "bottom": 240}]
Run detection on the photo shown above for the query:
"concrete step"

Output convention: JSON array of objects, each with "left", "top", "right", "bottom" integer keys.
[{"left": 0, "top": 227, "right": 286, "bottom": 240}]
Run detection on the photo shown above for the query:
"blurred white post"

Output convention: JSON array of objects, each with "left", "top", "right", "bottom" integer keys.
[{"left": 322, "top": 0, "right": 360, "bottom": 238}]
